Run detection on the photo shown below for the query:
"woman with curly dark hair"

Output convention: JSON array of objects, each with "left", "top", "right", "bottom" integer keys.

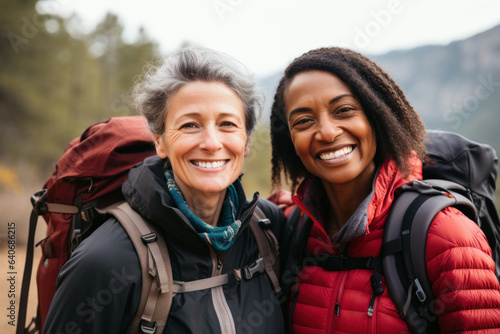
[{"left": 271, "top": 47, "right": 500, "bottom": 333}]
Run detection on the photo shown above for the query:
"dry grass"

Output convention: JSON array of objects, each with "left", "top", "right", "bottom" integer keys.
[
  {"left": 1, "top": 245, "right": 42, "bottom": 334},
  {"left": 1, "top": 185, "right": 46, "bottom": 334}
]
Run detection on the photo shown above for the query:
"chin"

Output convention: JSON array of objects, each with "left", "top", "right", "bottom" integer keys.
[{"left": 194, "top": 180, "right": 233, "bottom": 195}]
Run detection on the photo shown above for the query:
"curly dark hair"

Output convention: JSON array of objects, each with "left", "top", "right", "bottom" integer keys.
[{"left": 270, "top": 47, "right": 429, "bottom": 191}]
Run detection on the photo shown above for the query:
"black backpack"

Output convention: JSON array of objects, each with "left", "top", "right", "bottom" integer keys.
[
  {"left": 287, "top": 130, "right": 500, "bottom": 334},
  {"left": 381, "top": 130, "right": 500, "bottom": 333}
]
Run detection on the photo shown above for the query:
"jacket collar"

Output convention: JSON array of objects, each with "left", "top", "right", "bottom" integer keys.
[
  {"left": 122, "top": 155, "right": 259, "bottom": 244},
  {"left": 292, "top": 154, "right": 422, "bottom": 254}
]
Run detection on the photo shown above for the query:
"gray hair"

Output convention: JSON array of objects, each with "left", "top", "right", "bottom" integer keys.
[{"left": 133, "top": 47, "right": 263, "bottom": 136}]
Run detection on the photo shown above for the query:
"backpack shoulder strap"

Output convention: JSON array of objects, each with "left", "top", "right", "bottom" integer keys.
[
  {"left": 99, "top": 202, "right": 173, "bottom": 334},
  {"left": 382, "top": 179, "right": 477, "bottom": 334},
  {"left": 101, "top": 202, "right": 284, "bottom": 333},
  {"left": 248, "top": 205, "right": 282, "bottom": 296}
]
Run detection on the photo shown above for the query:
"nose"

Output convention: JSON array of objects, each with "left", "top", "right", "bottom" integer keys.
[
  {"left": 315, "top": 115, "right": 341, "bottom": 142},
  {"left": 199, "top": 125, "right": 223, "bottom": 152}
]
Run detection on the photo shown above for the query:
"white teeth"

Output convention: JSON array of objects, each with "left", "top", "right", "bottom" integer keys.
[
  {"left": 193, "top": 160, "right": 227, "bottom": 169},
  {"left": 319, "top": 146, "right": 353, "bottom": 160}
]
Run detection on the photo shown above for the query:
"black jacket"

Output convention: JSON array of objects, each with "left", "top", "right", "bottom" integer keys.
[{"left": 43, "top": 156, "right": 286, "bottom": 334}]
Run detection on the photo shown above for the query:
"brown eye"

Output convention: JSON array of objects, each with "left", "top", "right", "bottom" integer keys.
[
  {"left": 293, "top": 117, "right": 313, "bottom": 127},
  {"left": 220, "top": 121, "right": 236, "bottom": 127},
  {"left": 338, "top": 106, "right": 354, "bottom": 114},
  {"left": 180, "top": 123, "right": 197, "bottom": 129}
]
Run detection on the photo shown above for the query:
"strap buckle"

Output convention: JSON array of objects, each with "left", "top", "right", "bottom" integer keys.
[
  {"left": 140, "top": 320, "right": 157, "bottom": 334},
  {"left": 258, "top": 218, "right": 271, "bottom": 229},
  {"left": 81, "top": 206, "right": 99, "bottom": 222},
  {"left": 414, "top": 278, "right": 427, "bottom": 303},
  {"left": 31, "top": 189, "right": 48, "bottom": 215},
  {"left": 141, "top": 232, "right": 157, "bottom": 244},
  {"left": 243, "top": 258, "right": 265, "bottom": 280}
]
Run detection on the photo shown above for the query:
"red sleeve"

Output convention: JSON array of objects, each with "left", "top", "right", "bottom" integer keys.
[{"left": 426, "top": 207, "right": 500, "bottom": 333}]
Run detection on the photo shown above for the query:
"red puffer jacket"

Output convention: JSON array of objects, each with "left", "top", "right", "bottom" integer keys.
[{"left": 289, "top": 157, "right": 500, "bottom": 333}]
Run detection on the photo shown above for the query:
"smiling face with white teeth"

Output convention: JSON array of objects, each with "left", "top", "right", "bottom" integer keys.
[
  {"left": 285, "top": 70, "right": 377, "bottom": 187},
  {"left": 154, "top": 81, "right": 250, "bottom": 199}
]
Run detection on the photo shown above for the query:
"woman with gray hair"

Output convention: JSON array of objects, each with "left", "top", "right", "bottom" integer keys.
[{"left": 43, "top": 47, "right": 286, "bottom": 333}]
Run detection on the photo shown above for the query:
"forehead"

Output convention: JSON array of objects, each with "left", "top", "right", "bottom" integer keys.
[
  {"left": 173, "top": 80, "right": 241, "bottom": 103},
  {"left": 284, "top": 70, "right": 355, "bottom": 107},
  {"left": 167, "top": 80, "right": 245, "bottom": 117}
]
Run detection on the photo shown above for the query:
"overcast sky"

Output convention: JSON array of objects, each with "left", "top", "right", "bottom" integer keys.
[{"left": 43, "top": 0, "right": 500, "bottom": 77}]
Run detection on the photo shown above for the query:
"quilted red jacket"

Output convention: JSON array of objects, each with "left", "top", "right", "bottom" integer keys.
[{"left": 289, "top": 157, "right": 500, "bottom": 333}]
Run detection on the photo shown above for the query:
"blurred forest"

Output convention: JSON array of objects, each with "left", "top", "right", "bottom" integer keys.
[
  {"left": 1, "top": 1, "right": 499, "bottom": 225},
  {"left": 1, "top": 0, "right": 159, "bottom": 175},
  {"left": 2, "top": 3, "right": 498, "bottom": 332},
  {"left": 0, "top": 0, "right": 273, "bottom": 201}
]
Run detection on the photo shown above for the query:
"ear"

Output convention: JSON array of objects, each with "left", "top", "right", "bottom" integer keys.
[
  {"left": 244, "top": 134, "right": 252, "bottom": 158},
  {"left": 154, "top": 134, "right": 168, "bottom": 159}
]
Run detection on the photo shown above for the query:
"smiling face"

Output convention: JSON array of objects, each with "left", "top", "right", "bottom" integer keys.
[
  {"left": 154, "top": 81, "right": 249, "bottom": 198},
  {"left": 285, "top": 70, "right": 377, "bottom": 187}
]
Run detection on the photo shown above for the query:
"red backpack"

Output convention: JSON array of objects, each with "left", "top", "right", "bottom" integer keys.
[
  {"left": 18, "top": 116, "right": 157, "bottom": 333},
  {"left": 18, "top": 116, "right": 282, "bottom": 334}
]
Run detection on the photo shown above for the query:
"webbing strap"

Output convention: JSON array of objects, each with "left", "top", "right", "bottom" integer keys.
[
  {"left": 46, "top": 203, "right": 79, "bottom": 214},
  {"left": 381, "top": 179, "right": 477, "bottom": 334},
  {"left": 101, "top": 203, "right": 281, "bottom": 333},
  {"left": 16, "top": 210, "right": 39, "bottom": 334},
  {"left": 401, "top": 195, "right": 429, "bottom": 283},
  {"left": 117, "top": 204, "right": 170, "bottom": 293},
  {"left": 249, "top": 207, "right": 282, "bottom": 295},
  {"left": 142, "top": 279, "right": 160, "bottom": 324},
  {"left": 99, "top": 203, "right": 172, "bottom": 334},
  {"left": 172, "top": 274, "right": 229, "bottom": 293},
  {"left": 17, "top": 191, "right": 80, "bottom": 334},
  {"left": 30, "top": 189, "right": 79, "bottom": 216},
  {"left": 314, "top": 254, "right": 380, "bottom": 271}
]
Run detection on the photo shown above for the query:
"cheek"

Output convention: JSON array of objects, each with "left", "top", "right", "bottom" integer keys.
[
  {"left": 229, "top": 132, "right": 250, "bottom": 156},
  {"left": 157, "top": 131, "right": 192, "bottom": 160},
  {"left": 361, "top": 122, "right": 376, "bottom": 145},
  {"left": 357, "top": 121, "right": 377, "bottom": 159},
  {"left": 290, "top": 132, "right": 307, "bottom": 156}
]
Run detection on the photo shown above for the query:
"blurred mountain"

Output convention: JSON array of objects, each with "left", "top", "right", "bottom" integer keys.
[{"left": 258, "top": 23, "right": 500, "bottom": 156}]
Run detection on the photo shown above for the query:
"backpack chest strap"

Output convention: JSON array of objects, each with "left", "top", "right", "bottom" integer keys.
[
  {"left": 171, "top": 255, "right": 270, "bottom": 294},
  {"left": 312, "top": 254, "right": 380, "bottom": 271},
  {"left": 171, "top": 274, "right": 229, "bottom": 293}
]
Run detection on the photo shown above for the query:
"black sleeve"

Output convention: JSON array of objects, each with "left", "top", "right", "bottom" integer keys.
[
  {"left": 43, "top": 219, "right": 142, "bottom": 334},
  {"left": 277, "top": 206, "right": 310, "bottom": 297}
]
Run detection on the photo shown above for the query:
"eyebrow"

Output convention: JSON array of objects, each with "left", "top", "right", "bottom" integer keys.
[
  {"left": 174, "top": 111, "right": 244, "bottom": 126},
  {"left": 177, "top": 111, "right": 241, "bottom": 119},
  {"left": 288, "top": 94, "right": 355, "bottom": 121}
]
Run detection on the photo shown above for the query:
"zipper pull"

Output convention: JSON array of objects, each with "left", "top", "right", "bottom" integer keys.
[
  {"left": 334, "top": 301, "right": 340, "bottom": 316},
  {"left": 370, "top": 272, "right": 384, "bottom": 296},
  {"left": 217, "top": 254, "right": 223, "bottom": 270},
  {"left": 368, "top": 294, "right": 376, "bottom": 317},
  {"left": 368, "top": 272, "right": 384, "bottom": 317}
]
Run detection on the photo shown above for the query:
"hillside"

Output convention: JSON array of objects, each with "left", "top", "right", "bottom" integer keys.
[
  {"left": 258, "top": 23, "right": 500, "bottom": 156},
  {"left": 372, "top": 23, "right": 500, "bottom": 154}
]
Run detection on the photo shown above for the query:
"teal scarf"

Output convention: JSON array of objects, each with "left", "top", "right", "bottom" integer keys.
[{"left": 164, "top": 170, "right": 241, "bottom": 251}]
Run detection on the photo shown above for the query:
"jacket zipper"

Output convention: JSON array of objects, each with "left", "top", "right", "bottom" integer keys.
[
  {"left": 209, "top": 248, "right": 236, "bottom": 334},
  {"left": 170, "top": 198, "right": 258, "bottom": 333},
  {"left": 335, "top": 271, "right": 348, "bottom": 317},
  {"left": 367, "top": 295, "right": 377, "bottom": 334},
  {"left": 367, "top": 272, "right": 384, "bottom": 333},
  {"left": 326, "top": 270, "right": 348, "bottom": 331}
]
